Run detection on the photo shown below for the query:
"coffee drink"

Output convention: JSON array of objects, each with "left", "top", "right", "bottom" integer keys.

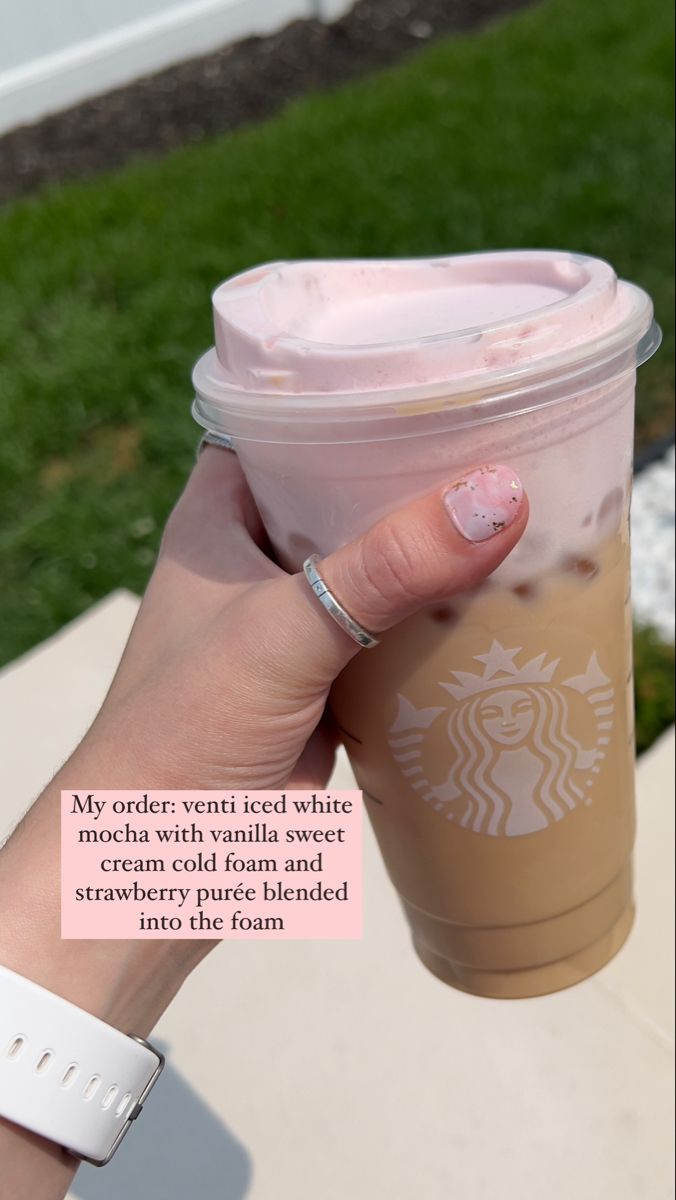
[{"left": 193, "top": 251, "right": 660, "bottom": 996}]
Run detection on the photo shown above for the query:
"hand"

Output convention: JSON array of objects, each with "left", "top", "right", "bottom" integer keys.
[
  {"left": 0, "top": 449, "right": 527, "bottom": 1196},
  {"left": 2, "top": 446, "right": 528, "bottom": 1026},
  {"left": 86, "top": 451, "right": 528, "bottom": 791}
]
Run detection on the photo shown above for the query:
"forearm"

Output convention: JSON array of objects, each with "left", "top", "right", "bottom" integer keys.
[{"left": 0, "top": 742, "right": 214, "bottom": 1200}]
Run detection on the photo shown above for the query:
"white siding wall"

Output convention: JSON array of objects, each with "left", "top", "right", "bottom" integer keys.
[{"left": 0, "top": 0, "right": 353, "bottom": 135}]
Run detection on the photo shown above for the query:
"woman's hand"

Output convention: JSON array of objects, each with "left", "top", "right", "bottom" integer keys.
[
  {"left": 0, "top": 448, "right": 526, "bottom": 1198},
  {"left": 86, "top": 450, "right": 528, "bottom": 792},
  {"left": 2, "top": 448, "right": 528, "bottom": 1013}
]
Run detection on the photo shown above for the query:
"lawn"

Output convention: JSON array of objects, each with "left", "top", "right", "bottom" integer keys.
[{"left": 0, "top": 0, "right": 674, "bottom": 744}]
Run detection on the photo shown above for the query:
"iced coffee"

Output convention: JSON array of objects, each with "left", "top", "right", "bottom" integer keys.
[{"left": 192, "top": 251, "right": 660, "bottom": 997}]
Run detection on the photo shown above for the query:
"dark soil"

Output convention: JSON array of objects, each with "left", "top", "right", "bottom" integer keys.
[{"left": 0, "top": 0, "right": 536, "bottom": 205}]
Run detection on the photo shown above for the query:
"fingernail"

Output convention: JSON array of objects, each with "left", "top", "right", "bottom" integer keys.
[{"left": 443, "top": 464, "right": 524, "bottom": 543}]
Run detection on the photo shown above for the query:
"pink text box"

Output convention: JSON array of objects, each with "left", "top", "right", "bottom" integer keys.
[{"left": 61, "top": 790, "right": 362, "bottom": 940}]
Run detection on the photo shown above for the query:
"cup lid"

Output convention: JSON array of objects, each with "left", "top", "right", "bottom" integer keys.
[{"left": 193, "top": 251, "right": 659, "bottom": 431}]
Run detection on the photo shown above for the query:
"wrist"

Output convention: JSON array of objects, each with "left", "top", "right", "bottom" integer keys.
[
  {"left": 0, "top": 744, "right": 215, "bottom": 1037},
  {"left": 0, "top": 915, "right": 190, "bottom": 1038},
  {"left": 0, "top": 962, "right": 165, "bottom": 1185}
]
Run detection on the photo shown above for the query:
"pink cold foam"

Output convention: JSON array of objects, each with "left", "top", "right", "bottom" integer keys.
[
  {"left": 205, "top": 252, "right": 646, "bottom": 398},
  {"left": 192, "top": 252, "right": 658, "bottom": 588}
]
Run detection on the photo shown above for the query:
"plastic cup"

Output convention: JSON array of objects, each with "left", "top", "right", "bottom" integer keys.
[{"left": 192, "top": 251, "right": 660, "bottom": 998}]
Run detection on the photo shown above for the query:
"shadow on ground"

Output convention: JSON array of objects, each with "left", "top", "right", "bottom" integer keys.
[{"left": 70, "top": 1041, "right": 252, "bottom": 1200}]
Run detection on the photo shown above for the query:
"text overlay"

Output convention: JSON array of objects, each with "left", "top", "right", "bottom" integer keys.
[{"left": 61, "top": 790, "right": 362, "bottom": 939}]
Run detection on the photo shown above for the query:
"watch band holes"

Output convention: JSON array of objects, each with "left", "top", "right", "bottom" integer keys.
[
  {"left": 60, "top": 1064, "right": 79, "bottom": 1088},
  {"left": 83, "top": 1074, "right": 101, "bottom": 1100},
  {"left": 36, "top": 1050, "right": 54, "bottom": 1074},
  {"left": 102, "top": 1085, "right": 119, "bottom": 1110},
  {"left": 116, "top": 1092, "right": 133, "bottom": 1119},
  {"left": 6, "top": 1036, "right": 25, "bottom": 1059}
]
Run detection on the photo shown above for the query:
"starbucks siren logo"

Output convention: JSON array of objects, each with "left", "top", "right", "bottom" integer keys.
[{"left": 388, "top": 640, "right": 615, "bottom": 837}]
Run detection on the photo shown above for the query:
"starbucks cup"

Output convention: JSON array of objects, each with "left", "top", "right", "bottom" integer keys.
[{"left": 192, "top": 252, "right": 660, "bottom": 999}]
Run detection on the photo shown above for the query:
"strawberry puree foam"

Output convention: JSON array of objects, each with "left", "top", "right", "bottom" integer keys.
[
  {"left": 200, "top": 252, "right": 653, "bottom": 400},
  {"left": 192, "top": 251, "right": 659, "bottom": 586}
]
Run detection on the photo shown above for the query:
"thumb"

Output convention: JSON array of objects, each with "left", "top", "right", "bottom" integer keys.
[{"left": 237, "top": 464, "right": 528, "bottom": 701}]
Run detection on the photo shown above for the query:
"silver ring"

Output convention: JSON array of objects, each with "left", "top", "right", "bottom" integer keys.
[
  {"left": 303, "top": 555, "right": 380, "bottom": 649},
  {"left": 197, "top": 430, "right": 234, "bottom": 460}
]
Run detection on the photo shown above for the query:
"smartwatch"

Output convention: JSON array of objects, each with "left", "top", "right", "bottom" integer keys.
[{"left": 0, "top": 964, "right": 164, "bottom": 1166}]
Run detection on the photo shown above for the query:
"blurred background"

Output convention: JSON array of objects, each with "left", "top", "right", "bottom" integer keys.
[{"left": 0, "top": 0, "right": 674, "bottom": 747}]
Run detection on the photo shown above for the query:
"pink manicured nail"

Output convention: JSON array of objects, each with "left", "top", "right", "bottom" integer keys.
[{"left": 443, "top": 464, "right": 524, "bottom": 543}]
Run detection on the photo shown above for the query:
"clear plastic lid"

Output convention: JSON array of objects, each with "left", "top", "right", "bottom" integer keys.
[{"left": 192, "top": 251, "right": 660, "bottom": 440}]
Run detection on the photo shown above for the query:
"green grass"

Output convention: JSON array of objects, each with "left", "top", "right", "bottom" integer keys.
[
  {"left": 0, "top": 0, "right": 674, "bottom": 750},
  {"left": 633, "top": 627, "right": 676, "bottom": 753}
]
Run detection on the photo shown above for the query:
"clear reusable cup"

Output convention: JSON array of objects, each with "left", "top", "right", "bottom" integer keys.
[{"left": 192, "top": 252, "right": 660, "bottom": 998}]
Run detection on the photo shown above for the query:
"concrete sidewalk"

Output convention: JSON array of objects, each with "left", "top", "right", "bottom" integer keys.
[{"left": 0, "top": 592, "right": 673, "bottom": 1200}]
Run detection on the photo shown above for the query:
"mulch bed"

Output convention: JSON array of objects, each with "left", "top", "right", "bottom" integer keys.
[{"left": 0, "top": 0, "right": 535, "bottom": 204}]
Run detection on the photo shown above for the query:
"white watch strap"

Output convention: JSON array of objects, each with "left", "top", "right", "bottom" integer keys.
[{"left": 0, "top": 964, "right": 164, "bottom": 1165}]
